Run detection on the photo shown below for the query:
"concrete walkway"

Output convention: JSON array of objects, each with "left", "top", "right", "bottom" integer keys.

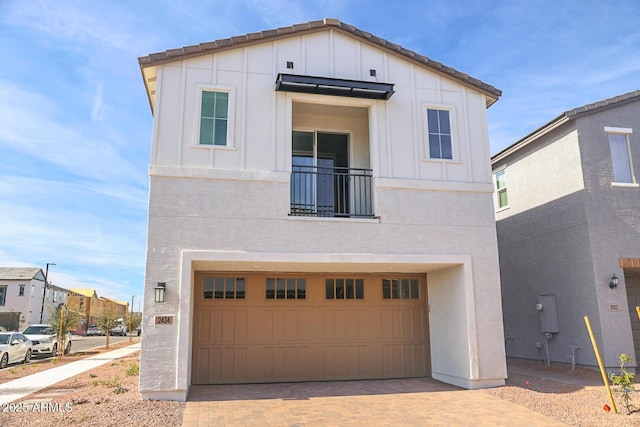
[{"left": 0, "top": 342, "right": 140, "bottom": 405}]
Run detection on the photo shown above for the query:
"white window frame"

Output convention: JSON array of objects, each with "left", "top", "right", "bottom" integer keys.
[
  {"left": 494, "top": 166, "right": 509, "bottom": 210},
  {"left": 423, "top": 104, "right": 457, "bottom": 162},
  {"left": 605, "top": 126, "right": 638, "bottom": 187},
  {"left": 193, "top": 84, "right": 236, "bottom": 149}
]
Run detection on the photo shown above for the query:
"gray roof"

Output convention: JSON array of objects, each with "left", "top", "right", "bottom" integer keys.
[
  {"left": 0, "top": 267, "right": 43, "bottom": 281},
  {"left": 492, "top": 90, "right": 640, "bottom": 163},
  {"left": 139, "top": 18, "right": 501, "bottom": 105}
]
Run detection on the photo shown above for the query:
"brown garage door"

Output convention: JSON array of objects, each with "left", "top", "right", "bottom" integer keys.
[{"left": 192, "top": 273, "right": 430, "bottom": 384}]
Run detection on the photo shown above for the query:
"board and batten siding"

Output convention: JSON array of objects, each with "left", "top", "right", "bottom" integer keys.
[{"left": 150, "top": 30, "right": 492, "bottom": 186}]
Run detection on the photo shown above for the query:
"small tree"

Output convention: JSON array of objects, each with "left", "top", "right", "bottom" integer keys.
[
  {"left": 610, "top": 353, "right": 636, "bottom": 415},
  {"left": 47, "top": 303, "right": 82, "bottom": 359},
  {"left": 97, "top": 306, "right": 120, "bottom": 349}
]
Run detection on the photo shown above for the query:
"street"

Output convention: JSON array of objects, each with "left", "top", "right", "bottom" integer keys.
[{"left": 32, "top": 335, "right": 140, "bottom": 359}]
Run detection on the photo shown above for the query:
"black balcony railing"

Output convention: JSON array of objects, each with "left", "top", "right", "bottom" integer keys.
[{"left": 290, "top": 165, "right": 374, "bottom": 218}]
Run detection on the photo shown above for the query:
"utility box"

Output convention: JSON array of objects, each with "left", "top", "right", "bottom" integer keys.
[{"left": 538, "top": 294, "right": 559, "bottom": 333}]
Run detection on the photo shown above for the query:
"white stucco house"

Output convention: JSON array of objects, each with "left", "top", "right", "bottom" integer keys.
[
  {"left": 0, "top": 267, "right": 69, "bottom": 331},
  {"left": 138, "top": 19, "right": 506, "bottom": 401}
]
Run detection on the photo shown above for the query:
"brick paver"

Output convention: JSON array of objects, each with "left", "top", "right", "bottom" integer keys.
[{"left": 183, "top": 378, "right": 564, "bottom": 426}]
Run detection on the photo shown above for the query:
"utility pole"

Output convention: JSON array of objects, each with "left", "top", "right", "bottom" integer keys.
[
  {"left": 129, "top": 295, "right": 135, "bottom": 343},
  {"left": 39, "top": 262, "right": 56, "bottom": 323}
]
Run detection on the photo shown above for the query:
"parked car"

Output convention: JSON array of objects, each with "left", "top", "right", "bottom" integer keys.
[
  {"left": 22, "top": 324, "right": 72, "bottom": 356},
  {"left": 0, "top": 332, "right": 32, "bottom": 368},
  {"left": 86, "top": 325, "right": 104, "bottom": 336},
  {"left": 110, "top": 319, "right": 128, "bottom": 336}
]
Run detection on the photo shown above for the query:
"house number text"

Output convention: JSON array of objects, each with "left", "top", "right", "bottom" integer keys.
[{"left": 155, "top": 315, "right": 174, "bottom": 325}]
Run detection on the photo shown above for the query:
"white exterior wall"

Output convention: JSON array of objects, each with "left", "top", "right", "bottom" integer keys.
[
  {"left": 141, "top": 29, "right": 505, "bottom": 400},
  {"left": 0, "top": 279, "right": 66, "bottom": 329}
]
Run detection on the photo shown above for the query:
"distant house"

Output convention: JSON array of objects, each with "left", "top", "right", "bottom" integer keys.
[
  {"left": 68, "top": 289, "right": 129, "bottom": 331},
  {"left": 492, "top": 91, "right": 640, "bottom": 369},
  {"left": 0, "top": 267, "right": 70, "bottom": 330},
  {"left": 139, "top": 19, "right": 506, "bottom": 401}
]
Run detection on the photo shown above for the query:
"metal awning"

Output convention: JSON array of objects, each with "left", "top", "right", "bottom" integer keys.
[{"left": 275, "top": 73, "right": 394, "bottom": 100}]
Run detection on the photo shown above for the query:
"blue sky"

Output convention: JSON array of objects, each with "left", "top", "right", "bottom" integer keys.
[{"left": 1, "top": 0, "right": 639, "bottom": 305}]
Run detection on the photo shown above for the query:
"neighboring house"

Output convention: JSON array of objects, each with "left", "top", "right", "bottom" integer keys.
[
  {"left": 0, "top": 267, "right": 70, "bottom": 331},
  {"left": 99, "top": 296, "right": 129, "bottom": 318},
  {"left": 68, "top": 289, "right": 129, "bottom": 331},
  {"left": 139, "top": 19, "right": 506, "bottom": 401},
  {"left": 492, "top": 90, "right": 640, "bottom": 370}
]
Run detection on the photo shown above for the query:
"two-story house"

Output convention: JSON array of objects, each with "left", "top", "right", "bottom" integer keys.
[
  {"left": 0, "top": 267, "right": 70, "bottom": 331},
  {"left": 492, "top": 91, "right": 640, "bottom": 370},
  {"left": 139, "top": 19, "right": 507, "bottom": 401}
]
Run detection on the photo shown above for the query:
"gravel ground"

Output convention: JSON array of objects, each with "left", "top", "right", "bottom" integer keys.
[
  {"left": 2, "top": 352, "right": 640, "bottom": 426},
  {"left": 482, "top": 358, "right": 640, "bottom": 426},
  {"left": 0, "top": 348, "right": 184, "bottom": 427}
]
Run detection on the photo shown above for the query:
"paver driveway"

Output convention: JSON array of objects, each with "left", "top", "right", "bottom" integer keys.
[{"left": 183, "top": 377, "right": 564, "bottom": 426}]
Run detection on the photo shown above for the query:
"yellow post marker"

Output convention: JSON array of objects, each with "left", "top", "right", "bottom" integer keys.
[
  {"left": 635, "top": 306, "right": 640, "bottom": 321},
  {"left": 584, "top": 315, "right": 617, "bottom": 413}
]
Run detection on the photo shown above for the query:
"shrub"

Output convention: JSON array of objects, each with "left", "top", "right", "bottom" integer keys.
[{"left": 609, "top": 353, "right": 636, "bottom": 415}]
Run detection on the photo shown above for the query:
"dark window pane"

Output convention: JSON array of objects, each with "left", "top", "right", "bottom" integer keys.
[
  {"left": 336, "top": 279, "right": 345, "bottom": 299},
  {"left": 236, "top": 278, "right": 245, "bottom": 299},
  {"left": 215, "top": 277, "right": 224, "bottom": 299},
  {"left": 411, "top": 279, "right": 419, "bottom": 299},
  {"left": 203, "top": 277, "right": 213, "bottom": 299},
  {"left": 427, "top": 109, "right": 439, "bottom": 132},
  {"left": 287, "top": 278, "right": 296, "bottom": 299},
  {"left": 225, "top": 277, "right": 235, "bottom": 299},
  {"left": 215, "top": 92, "right": 228, "bottom": 119},
  {"left": 356, "top": 279, "right": 364, "bottom": 299},
  {"left": 277, "top": 278, "right": 286, "bottom": 299},
  {"left": 298, "top": 279, "right": 306, "bottom": 299},
  {"left": 346, "top": 279, "right": 354, "bottom": 299},
  {"left": 401, "top": 279, "right": 410, "bottom": 299},
  {"left": 439, "top": 110, "right": 451, "bottom": 134},
  {"left": 266, "top": 278, "right": 275, "bottom": 299},
  {"left": 326, "top": 279, "right": 334, "bottom": 299},
  {"left": 382, "top": 279, "right": 391, "bottom": 299},
  {"left": 214, "top": 118, "right": 227, "bottom": 145},
  {"left": 201, "top": 91, "right": 215, "bottom": 117},
  {"left": 391, "top": 280, "right": 399, "bottom": 299},
  {"left": 429, "top": 134, "right": 441, "bottom": 158},
  {"left": 200, "top": 118, "right": 214, "bottom": 145},
  {"left": 440, "top": 135, "right": 452, "bottom": 159}
]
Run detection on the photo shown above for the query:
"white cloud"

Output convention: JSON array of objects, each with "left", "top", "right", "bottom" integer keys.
[{"left": 91, "top": 82, "right": 103, "bottom": 123}]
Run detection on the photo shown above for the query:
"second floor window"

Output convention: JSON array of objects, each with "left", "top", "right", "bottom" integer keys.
[
  {"left": 18, "top": 285, "right": 25, "bottom": 296},
  {"left": 0, "top": 286, "right": 6, "bottom": 306},
  {"left": 199, "top": 91, "right": 229, "bottom": 146},
  {"left": 607, "top": 130, "right": 635, "bottom": 184},
  {"left": 495, "top": 169, "right": 508, "bottom": 209},
  {"left": 427, "top": 108, "right": 452, "bottom": 160}
]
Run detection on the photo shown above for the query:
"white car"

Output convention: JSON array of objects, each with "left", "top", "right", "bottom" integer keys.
[
  {"left": 0, "top": 332, "right": 32, "bottom": 368},
  {"left": 22, "top": 324, "right": 72, "bottom": 357}
]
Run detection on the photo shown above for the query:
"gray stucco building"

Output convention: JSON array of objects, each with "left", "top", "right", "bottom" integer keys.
[{"left": 492, "top": 90, "right": 640, "bottom": 369}]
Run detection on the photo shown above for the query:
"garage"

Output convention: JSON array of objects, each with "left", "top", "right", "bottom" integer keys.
[{"left": 192, "top": 272, "right": 430, "bottom": 385}]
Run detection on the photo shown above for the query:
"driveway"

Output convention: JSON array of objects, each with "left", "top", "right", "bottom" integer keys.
[{"left": 183, "top": 377, "right": 564, "bottom": 426}]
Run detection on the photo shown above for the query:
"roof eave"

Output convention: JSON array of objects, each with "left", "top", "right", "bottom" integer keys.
[
  {"left": 138, "top": 19, "right": 501, "bottom": 111},
  {"left": 491, "top": 114, "right": 570, "bottom": 165}
]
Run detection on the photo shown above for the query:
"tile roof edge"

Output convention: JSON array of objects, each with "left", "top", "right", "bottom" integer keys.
[{"left": 138, "top": 18, "right": 501, "bottom": 101}]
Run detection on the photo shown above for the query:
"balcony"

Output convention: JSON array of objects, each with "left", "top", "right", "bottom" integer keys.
[{"left": 290, "top": 165, "right": 374, "bottom": 218}]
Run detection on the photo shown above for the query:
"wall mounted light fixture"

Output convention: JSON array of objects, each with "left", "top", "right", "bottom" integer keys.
[
  {"left": 155, "top": 282, "right": 166, "bottom": 302},
  {"left": 609, "top": 274, "right": 619, "bottom": 289}
]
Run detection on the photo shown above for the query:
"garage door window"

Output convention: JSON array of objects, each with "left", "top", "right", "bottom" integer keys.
[
  {"left": 326, "top": 278, "right": 364, "bottom": 299},
  {"left": 203, "top": 277, "right": 246, "bottom": 299},
  {"left": 382, "top": 279, "right": 419, "bottom": 299},
  {"left": 266, "top": 278, "right": 306, "bottom": 299}
]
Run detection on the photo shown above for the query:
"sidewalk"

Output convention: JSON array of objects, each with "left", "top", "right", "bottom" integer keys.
[{"left": 0, "top": 342, "right": 141, "bottom": 405}]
